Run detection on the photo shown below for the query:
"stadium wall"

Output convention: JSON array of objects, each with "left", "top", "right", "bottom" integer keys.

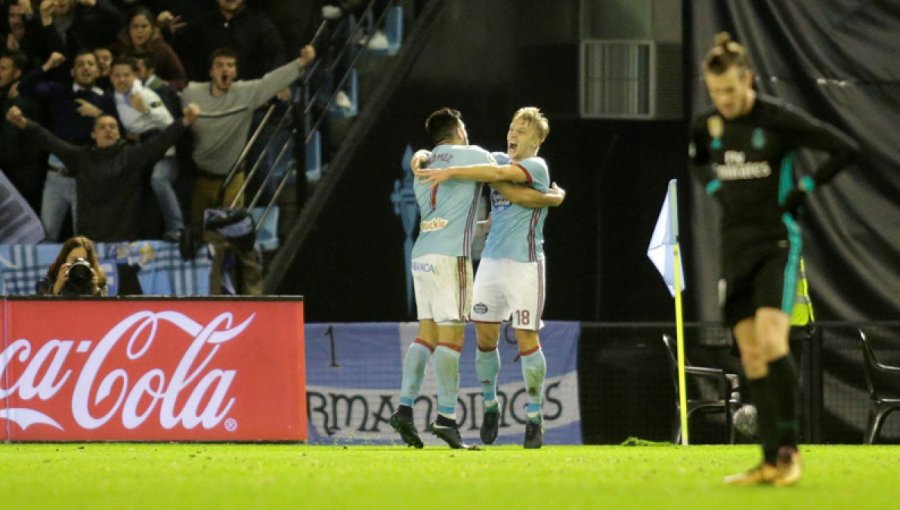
[
  {"left": 280, "top": 0, "right": 690, "bottom": 324},
  {"left": 687, "top": 1, "right": 900, "bottom": 321}
]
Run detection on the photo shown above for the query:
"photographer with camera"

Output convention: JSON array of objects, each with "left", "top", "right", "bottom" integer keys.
[{"left": 37, "top": 236, "right": 108, "bottom": 296}]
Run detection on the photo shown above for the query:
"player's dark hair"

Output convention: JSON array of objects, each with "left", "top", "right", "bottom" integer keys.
[
  {"left": 703, "top": 32, "right": 749, "bottom": 75},
  {"left": 425, "top": 108, "right": 463, "bottom": 147}
]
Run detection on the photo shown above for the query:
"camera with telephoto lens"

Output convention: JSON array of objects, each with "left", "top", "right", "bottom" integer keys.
[{"left": 62, "top": 257, "right": 96, "bottom": 296}]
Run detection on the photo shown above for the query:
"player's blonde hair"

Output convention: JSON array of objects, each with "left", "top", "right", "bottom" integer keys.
[
  {"left": 512, "top": 107, "right": 549, "bottom": 144},
  {"left": 703, "top": 31, "right": 750, "bottom": 75}
]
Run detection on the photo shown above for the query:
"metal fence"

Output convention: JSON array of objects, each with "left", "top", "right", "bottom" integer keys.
[{"left": 577, "top": 322, "right": 900, "bottom": 444}]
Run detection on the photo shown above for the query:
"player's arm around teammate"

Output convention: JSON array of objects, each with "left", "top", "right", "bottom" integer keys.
[
  {"left": 493, "top": 181, "right": 565, "bottom": 208},
  {"left": 412, "top": 154, "right": 566, "bottom": 208},
  {"left": 415, "top": 161, "right": 531, "bottom": 186}
]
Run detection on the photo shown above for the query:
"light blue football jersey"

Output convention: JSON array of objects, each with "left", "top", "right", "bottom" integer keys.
[
  {"left": 482, "top": 152, "right": 550, "bottom": 262},
  {"left": 411, "top": 144, "right": 494, "bottom": 258}
]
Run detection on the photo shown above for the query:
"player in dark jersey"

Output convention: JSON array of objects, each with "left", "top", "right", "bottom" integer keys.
[{"left": 690, "top": 32, "right": 858, "bottom": 486}]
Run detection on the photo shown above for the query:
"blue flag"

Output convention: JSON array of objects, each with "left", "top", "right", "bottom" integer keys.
[
  {"left": 647, "top": 179, "right": 685, "bottom": 297},
  {"left": 0, "top": 170, "right": 44, "bottom": 244}
]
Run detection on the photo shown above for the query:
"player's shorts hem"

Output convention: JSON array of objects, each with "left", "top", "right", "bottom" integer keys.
[{"left": 434, "top": 319, "right": 467, "bottom": 326}]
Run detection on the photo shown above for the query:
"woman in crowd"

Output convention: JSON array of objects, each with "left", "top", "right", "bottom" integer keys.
[{"left": 111, "top": 6, "right": 185, "bottom": 89}]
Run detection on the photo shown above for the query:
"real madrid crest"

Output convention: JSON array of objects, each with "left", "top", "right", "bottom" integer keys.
[
  {"left": 707, "top": 115, "right": 724, "bottom": 150},
  {"left": 751, "top": 128, "right": 766, "bottom": 149}
]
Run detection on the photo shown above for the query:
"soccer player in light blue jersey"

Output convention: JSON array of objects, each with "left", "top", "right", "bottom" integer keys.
[
  {"left": 392, "top": 107, "right": 563, "bottom": 450},
  {"left": 414, "top": 107, "right": 558, "bottom": 448},
  {"left": 390, "top": 107, "right": 490, "bottom": 450}
]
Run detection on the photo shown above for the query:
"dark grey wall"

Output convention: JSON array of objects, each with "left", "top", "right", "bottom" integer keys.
[
  {"left": 687, "top": 1, "right": 900, "bottom": 321},
  {"left": 282, "top": 0, "right": 689, "bottom": 323}
]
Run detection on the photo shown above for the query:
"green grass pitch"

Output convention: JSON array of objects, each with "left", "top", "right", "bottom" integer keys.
[{"left": 1, "top": 443, "right": 897, "bottom": 509}]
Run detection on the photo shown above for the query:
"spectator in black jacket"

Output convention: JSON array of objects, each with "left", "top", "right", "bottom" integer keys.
[
  {"left": 6, "top": 101, "right": 199, "bottom": 241},
  {"left": 36, "top": 0, "right": 123, "bottom": 79},
  {"left": 17, "top": 48, "right": 118, "bottom": 241},
  {"left": 159, "top": 0, "right": 286, "bottom": 81},
  {"left": 0, "top": 48, "right": 44, "bottom": 212},
  {"left": 2, "top": 1, "right": 43, "bottom": 67}
]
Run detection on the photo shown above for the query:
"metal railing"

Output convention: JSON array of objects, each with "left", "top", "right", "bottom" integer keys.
[
  {"left": 216, "top": 0, "right": 400, "bottom": 231},
  {"left": 576, "top": 321, "right": 900, "bottom": 444}
]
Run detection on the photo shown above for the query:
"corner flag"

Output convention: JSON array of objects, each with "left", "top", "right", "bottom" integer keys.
[
  {"left": 647, "top": 179, "right": 685, "bottom": 296},
  {"left": 648, "top": 179, "right": 690, "bottom": 444}
]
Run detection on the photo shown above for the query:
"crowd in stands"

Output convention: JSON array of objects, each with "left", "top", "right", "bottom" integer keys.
[{"left": 0, "top": 0, "right": 354, "bottom": 294}]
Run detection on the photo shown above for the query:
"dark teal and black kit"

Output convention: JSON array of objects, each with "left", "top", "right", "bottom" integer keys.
[{"left": 690, "top": 95, "right": 857, "bottom": 327}]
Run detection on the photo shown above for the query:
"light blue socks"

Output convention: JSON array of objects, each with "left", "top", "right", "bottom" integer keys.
[
  {"left": 399, "top": 340, "right": 432, "bottom": 407},
  {"left": 476, "top": 346, "right": 501, "bottom": 407},
  {"left": 520, "top": 348, "right": 546, "bottom": 423},
  {"left": 434, "top": 345, "right": 461, "bottom": 418}
]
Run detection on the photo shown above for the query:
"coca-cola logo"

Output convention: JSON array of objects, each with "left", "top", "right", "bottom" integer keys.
[{"left": 0, "top": 311, "right": 254, "bottom": 432}]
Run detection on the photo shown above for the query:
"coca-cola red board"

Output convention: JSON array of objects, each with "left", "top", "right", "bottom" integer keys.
[{"left": 0, "top": 297, "right": 306, "bottom": 441}]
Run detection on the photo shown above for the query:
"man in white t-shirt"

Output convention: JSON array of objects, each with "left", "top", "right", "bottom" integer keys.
[{"left": 110, "top": 55, "right": 184, "bottom": 241}]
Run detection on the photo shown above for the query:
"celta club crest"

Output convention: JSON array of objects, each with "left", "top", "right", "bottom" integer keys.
[
  {"left": 391, "top": 145, "right": 419, "bottom": 317},
  {"left": 751, "top": 128, "right": 766, "bottom": 150}
]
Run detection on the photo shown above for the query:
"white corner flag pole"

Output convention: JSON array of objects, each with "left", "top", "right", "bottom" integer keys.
[{"left": 668, "top": 180, "right": 689, "bottom": 445}]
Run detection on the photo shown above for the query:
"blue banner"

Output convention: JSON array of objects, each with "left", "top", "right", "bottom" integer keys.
[
  {"left": 0, "top": 241, "right": 210, "bottom": 296},
  {"left": 0, "top": 170, "right": 43, "bottom": 244},
  {"left": 305, "top": 321, "right": 582, "bottom": 446}
]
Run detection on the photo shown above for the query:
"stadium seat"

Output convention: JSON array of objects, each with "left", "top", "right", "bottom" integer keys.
[
  {"left": 383, "top": 6, "right": 403, "bottom": 56},
  {"left": 857, "top": 329, "right": 900, "bottom": 444},
  {"left": 363, "top": 5, "right": 402, "bottom": 56},
  {"left": 662, "top": 334, "right": 741, "bottom": 444},
  {"left": 305, "top": 129, "right": 323, "bottom": 180},
  {"left": 328, "top": 68, "right": 358, "bottom": 118}
]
